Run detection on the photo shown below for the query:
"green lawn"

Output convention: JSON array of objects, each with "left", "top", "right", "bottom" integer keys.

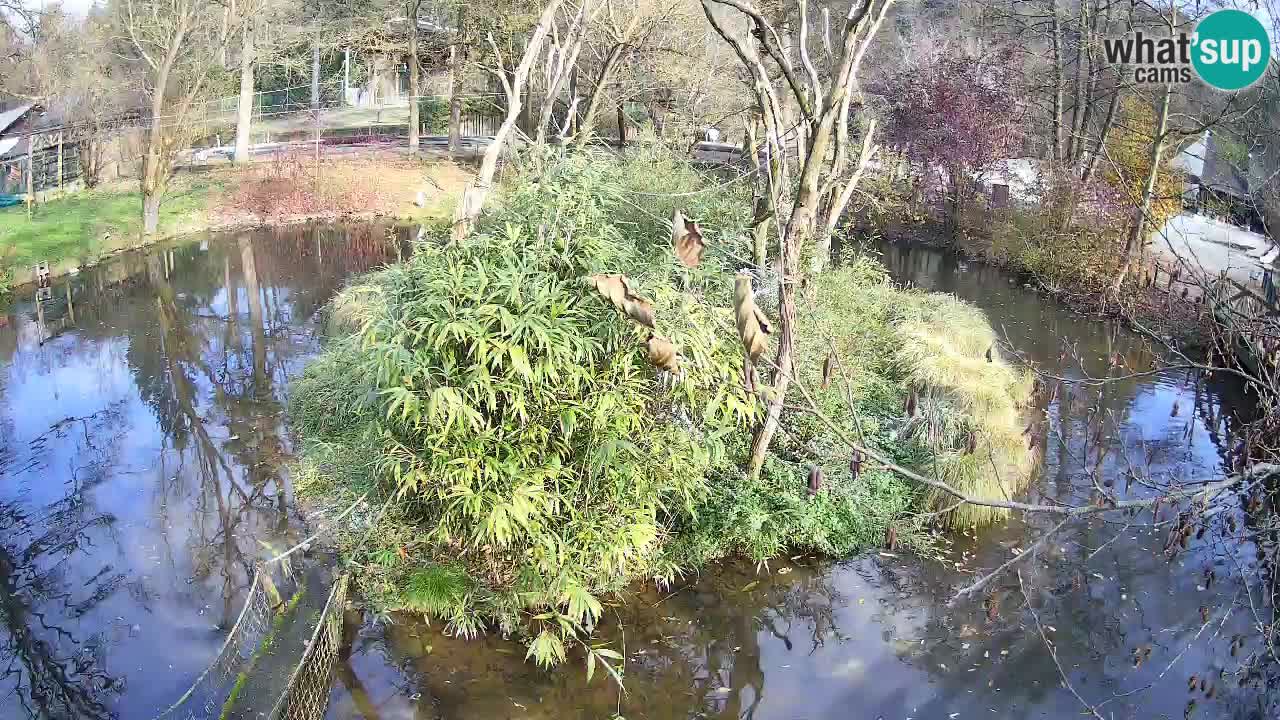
[{"left": 0, "top": 177, "right": 221, "bottom": 270}]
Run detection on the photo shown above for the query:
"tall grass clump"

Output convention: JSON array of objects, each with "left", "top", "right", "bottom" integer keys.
[
  {"left": 777, "top": 258, "right": 1035, "bottom": 531},
  {"left": 894, "top": 292, "right": 1036, "bottom": 527}
]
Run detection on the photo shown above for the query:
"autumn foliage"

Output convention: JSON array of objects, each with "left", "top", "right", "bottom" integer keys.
[{"left": 880, "top": 52, "right": 1025, "bottom": 229}]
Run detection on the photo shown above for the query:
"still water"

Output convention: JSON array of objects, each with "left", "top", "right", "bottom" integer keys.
[
  {"left": 0, "top": 223, "right": 405, "bottom": 719},
  {"left": 0, "top": 231, "right": 1271, "bottom": 720}
]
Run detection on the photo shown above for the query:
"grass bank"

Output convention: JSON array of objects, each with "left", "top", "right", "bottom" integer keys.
[
  {"left": 0, "top": 174, "right": 221, "bottom": 275},
  {"left": 0, "top": 151, "right": 470, "bottom": 286},
  {"left": 289, "top": 147, "right": 1035, "bottom": 667}
]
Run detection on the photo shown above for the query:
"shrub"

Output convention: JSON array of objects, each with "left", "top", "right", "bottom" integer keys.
[
  {"left": 292, "top": 152, "right": 757, "bottom": 665},
  {"left": 293, "top": 151, "right": 1035, "bottom": 667}
]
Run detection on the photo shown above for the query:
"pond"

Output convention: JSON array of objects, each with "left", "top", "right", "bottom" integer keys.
[
  {"left": 0, "top": 230, "right": 1271, "bottom": 720},
  {"left": 0, "top": 223, "right": 407, "bottom": 719}
]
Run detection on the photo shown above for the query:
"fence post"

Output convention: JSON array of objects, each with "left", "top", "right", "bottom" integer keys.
[
  {"left": 25, "top": 133, "right": 35, "bottom": 215},
  {"left": 56, "top": 132, "right": 63, "bottom": 194}
]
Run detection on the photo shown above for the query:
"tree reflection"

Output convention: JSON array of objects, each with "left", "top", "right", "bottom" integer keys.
[
  {"left": 0, "top": 452, "right": 122, "bottom": 719},
  {"left": 0, "top": 222, "right": 403, "bottom": 718}
]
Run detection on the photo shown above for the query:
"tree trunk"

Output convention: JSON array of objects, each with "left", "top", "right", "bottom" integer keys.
[
  {"left": 454, "top": 0, "right": 565, "bottom": 239},
  {"left": 650, "top": 101, "right": 666, "bottom": 138},
  {"left": 536, "top": 2, "right": 588, "bottom": 144},
  {"left": 25, "top": 133, "right": 34, "bottom": 212},
  {"left": 408, "top": 0, "right": 422, "bottom": 150},
  {"left": 142, "top": 190, "right": 162, "bottom": 235},
  {"left": 1112, "top": 81, "right": 1172, "bottom": 294},
  {"left": 1049, "top": 0, "right": 1064, "bottom": 170},
  {"left": 81, "top": 139, "right": 100, "bottom": 187},
  {"left": 1081, "top": 83, "right": 1121, "bottom": 186},
  {"left": 311, "top": 34, "right": 321, "bottom": 111},
  {"left": 745, "top": 119, "right": 770, "bottom": 267},
  {"left": 823, "top": 119, "right": 877, "bottom": 240},
  {"left": 234, "top": 25, "right": 255, "bottom": 164},
  {"left": 142, "top": 56, "right": 174, "bottom": 236},
  {"left": 448, "top": 10, "right": 465, "bottom": 155},
  {"left": 573, "top": 42, "right": 627, "bottom": 149},
  {"left": 616, "top": 104, "right": 626, "bottom": 146},
  {"left": 567, "top": 66, "right": 580, "bottom": 136},
  {"left": 1066, "top": 0, "right": 1086, "bottom": 164},
  {"left": 747, "top": 106, "right": 841, "bottom": 478}
]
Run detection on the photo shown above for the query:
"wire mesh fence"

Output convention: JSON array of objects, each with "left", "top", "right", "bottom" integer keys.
[
  {"left": 154, "top": 572, "right": 276, "bottom": 720},
  {"left": 269, "top": 574, "right": 350, "bottom": 720},
  {"left": 151, "top": 567, "right": 348, "bottom": 720}
]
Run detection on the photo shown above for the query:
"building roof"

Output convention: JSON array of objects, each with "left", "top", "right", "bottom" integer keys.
[
  {"left": 0, "top": 104, "right": 34, "bottom": 161},
  {"left": 1173, "top": 130, "right": 1255, "bottom": 200},
  {"left": 0, "top": 103, "right": 33, "bottom": 135},
  {"left": 1200, "top": 131, "right": 1251, "bottom": 199}
]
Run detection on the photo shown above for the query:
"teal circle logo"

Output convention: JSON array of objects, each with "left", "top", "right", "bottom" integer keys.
[{"left": 1192, "top": 9, "right": 1271, "bottom": 91}]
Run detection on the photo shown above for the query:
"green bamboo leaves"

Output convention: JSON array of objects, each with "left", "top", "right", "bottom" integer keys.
[{"left": 734, "top": 273, "right": 771, "bottom": 361}]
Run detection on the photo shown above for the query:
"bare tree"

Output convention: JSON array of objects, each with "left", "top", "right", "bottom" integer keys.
[
  {"left": 232, "top": 0, "right": 307, "bottom": 163},
  {"left": 453, "top": 0, "right": 565, "bottom": 239},
  {"left": 407, "top": 0, "right": 426, "bottom": 149},
  {"left": 114, "top": 0, "right": 240, "bottom": 234},
  {"left": 702, "top": 0, "right": 890, "bottom": 477}
]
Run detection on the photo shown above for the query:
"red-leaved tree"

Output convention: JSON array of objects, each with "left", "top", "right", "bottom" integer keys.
[{"left": 880, "top": 52, "right": 1024, "bottom": 234}]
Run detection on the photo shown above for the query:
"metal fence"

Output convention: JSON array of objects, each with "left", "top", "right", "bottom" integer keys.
[
  {"left": 269, "top": 574, "right": 349, "bottom": 720},
  {"left": 0, "top": 143, "right": 83, "bottom": 195},
  {"left": 154, "top": 571, "right": 276, "bottom": 720},
  {"left": 152, "top": 568, "right": 349, "bottom": 720}
]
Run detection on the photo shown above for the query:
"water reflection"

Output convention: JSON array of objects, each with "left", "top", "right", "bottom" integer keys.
[
  {"left": 325, "top": 241, "right": 1273, "bottom": 720},
  {"left": 0, "top": 223, "right": 405, "bottom": 718}
]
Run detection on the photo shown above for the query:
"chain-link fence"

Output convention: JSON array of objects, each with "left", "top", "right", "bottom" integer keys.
[
  {"left": 268, "top": 574, "right": 349, "bottom": 720},
  {"left": 151, "top": 569, "right": 348, "bottom": 720},
  {"left": 153, "top": 572, "right": 276, "bottom": 720}
]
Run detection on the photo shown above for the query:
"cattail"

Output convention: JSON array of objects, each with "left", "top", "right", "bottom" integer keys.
[
  {"left": 807, "top": 466, "right": 824, "bottom": 497},
  {"left": 849, "top": 450, "right": 864, "bottom": 480}
]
